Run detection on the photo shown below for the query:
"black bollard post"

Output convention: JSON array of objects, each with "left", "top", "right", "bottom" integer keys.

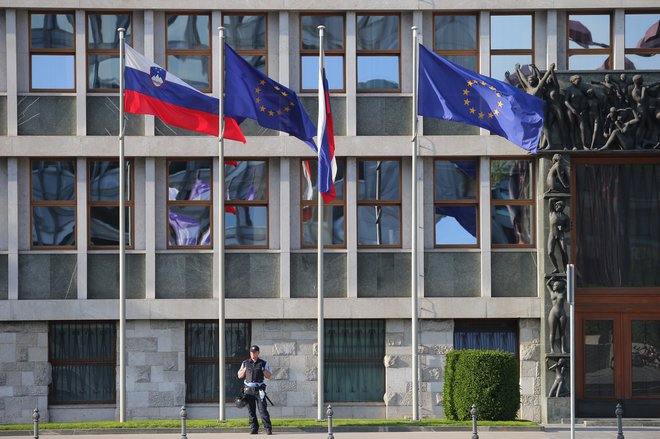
[
  {"left": 471, "top": 404, "right": 479, "bottom": 439},
  {"left": 32, "top": 408, "right": 39, "bottom": 439},
  {"left": 615, "top": 403, "right": 624, "bottom": 439},
  {"left": 326, "top": 404, "right": 334, "bottom": 439},
  {"left": 180, "top": 406, "right": 187, "bottom": 439}
]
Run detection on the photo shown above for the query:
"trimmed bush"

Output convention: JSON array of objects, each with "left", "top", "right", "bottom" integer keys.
[{"left": 443, "top": 350, "right": 520, "bottom": 421}]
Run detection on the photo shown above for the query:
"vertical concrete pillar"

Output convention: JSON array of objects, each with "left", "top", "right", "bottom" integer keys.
[
  {"left": 479, "top": 157, "right": 491, "bottom": 297},
  {"left": 75, "top": 10, "right": 86, "bottom": 136},
  {"left": 345, "top": 158, "right": 357, "bottom": 298},
  {"left": 143, "top": 10, "right": 155, "bottom": 136},
  {"left": 145, "top": 158, "right": 156, "bottom": 299},
  {"left": 612, "top": 9, "right": 625, "bottom": 70},
  {"left": 279, "top": 159, "right": 291, "bottom": 298},
  {"left": 5, "top": 9, "right": 16, "bottom": 136},
  {"left": 7, "top": 158, "right": 17, "bottom": 299},
  {"left": 345, "top": 12, "right": 357, "bottom": 136},
  {"left": 76, "top": 158, "right": 87, "bottom": 299}
]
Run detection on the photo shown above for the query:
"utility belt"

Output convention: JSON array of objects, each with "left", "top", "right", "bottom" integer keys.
[{"left": 243, "top": 383, "right": 273, "bottom": 405}]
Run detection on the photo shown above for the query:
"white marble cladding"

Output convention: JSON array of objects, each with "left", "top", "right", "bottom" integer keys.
[{"left": 519, "top": 318, "right": 542, "bottom": 422}]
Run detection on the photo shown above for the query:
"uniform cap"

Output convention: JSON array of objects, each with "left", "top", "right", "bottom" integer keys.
[{"left": 250, "top": 345, "right": 260, "bottom": 352}]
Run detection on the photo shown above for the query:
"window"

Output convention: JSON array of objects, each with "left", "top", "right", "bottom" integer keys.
[
  {"left": 31, "top": 159, "right": 76, "bottom": 248},
  {"left": 301, "top": 159, "right": 345, "bottom": 248},
  {"left": 167, "top": 160, "right": 212, "bottom": 248},
  {"left": 224, "top": 14, "right": 267, "bottom": 73},
  {"left": 434, "top": 159, "right": 479, "bottom": 247},
  {"left": 29, "top": 12, "right": 75, "bottom": 91},
  {"left": 625, "top": 11, "right": 660, "bottom": 70},
  {"left": 356, "top": 14, "right": 400, "bottom": 91},
  {"left": 490, "top": 13, "right": 533, "bottom": 82},
  {"left": 490, "top": 159, "right": 534, "bottom": 246},
  {"left": 87, "top": 12, "right": 131, "bottom": 91},
  {"left": 49, "top": 322, "right": 116, "bottom": 404},
  {"left": 454, "top": 320, "right": 518, "bottom": 357},
  {"left": 325, "top": 319, "right": 385, "bottom": 402},
  {"left": 567, "top": 12, "right": 612, "bottom": 70},
  {"left": 434, "top": 13, "right": 479, "bottom": 71},
  {"left": 166, "top": 13, "right": 211, "bottom": 91},
  {"left": 300, "top": 14, "right": 345, "bottom": 91},
  {"left": 357, "top": 160, "right": 401, "bottom": 246},
  {"left": 186, "top": 321, "right": 250, "bottom": 402},
  {"left": 88, "top": 160, "right": 133, "bottom": 248},
  {"left": 225, "top": 159, "right": 268, "bottom": 247}
]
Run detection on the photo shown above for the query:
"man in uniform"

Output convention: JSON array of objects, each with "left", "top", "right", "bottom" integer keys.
[{"left": 237, "top": 345, "right": 273, "bottom": 435}]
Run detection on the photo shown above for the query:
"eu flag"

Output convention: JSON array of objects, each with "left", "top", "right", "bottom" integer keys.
[
  {"left": 224, "top": 43, "right": 317, "bottom": 146},
  {"left": 417, "top": 44, "right": 545, "bottom": 153}
]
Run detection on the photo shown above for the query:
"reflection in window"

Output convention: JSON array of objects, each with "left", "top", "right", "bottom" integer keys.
[
  {"left": 301, "top": 14, "right": 345, "bottom": 91},
  {"left": 87, "top": 13, "right": 131, "bottom": 90},
  {"left": 357, "top": 15, "right": 400, "bottom": 91},
  {"left": 434, "top": 13, "right": 478, "bottom": 71},
  {"left": 166, "top": 14, "right": 211, "bottom": 91},
  {"left": 186, "top": 321, "right": 250, "bottom": 402},
  {"left": 490, "top": 159, "right": 534, "bottom": 246},
  {"left": 31, "top": 160, "right": 76, "bottom": 248},
  {"left": 632, "top": 320, "right": 660, "bottom": 397},
  {"left": 168, "top": 160, "right": 212, "bottom": 247},
  {"left": 625, "top": 13, "right": 660, "bottom": 70},
  {"left": 567, "top": 13, "right": 612, "bottom": 70},
  {"left": 357, "top": 160, "right": 401, "bottom": 246},
  {"left": 88, "top": 160, "right": 133, "bottom": 247},
  {"left": 301, "top": 159, "right": 345, "bottom": 247},
  {"left": 225, "top": 160, "right": 268, "bottom": 247},
  {"left": 30, "top": 12, "right": 75, "bottom": 90},
  {"left": 454, "top": 320, "right": 518, "bottom": 356},
  {"left": 224, "top": 14, "right": 267, "bottom": 73},
  {"left": 434, "top": 159, "right": 478, "bottom": 247},
  {"left": 584, "top": 320, "right": 614, "bottom": 397},
  {"left": 490, "top": 14, "right": 533, "bottom": 81}
]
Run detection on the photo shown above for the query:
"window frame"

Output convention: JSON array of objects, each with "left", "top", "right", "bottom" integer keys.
[
  {"left": 87, "top": 158, "right": 135, "bottom": 249},
  {"left": 86, "top": 11, "right": 132, "bottom": 93},
  {"left": 433, "top": 12, "right": 480, "bottom": 72},
  {"left": 453, "top": 319, "right": 519, "bottom": 358},
  {"left": 166, "top": 158, "right": 213, "bottom": 249},
  {"left": 489, "top": 12, "right": 534, "bottom": 80},
  {"left": 224, "top": 158, "right": 270, "bottom": 249},
  {"left": 299, "top": 12, "right": 346, "bottom": 93},
  {"left": 165, "top": 11, "right": 212, "bottom": 93},
  {"left": 434, "top": 157, "right": 480, "bottom": 249},
  {"left": 624, "top": 9, "right": 660, "bottom": 70},
  {"left": 29, "top": 10, "right": 76, "bottom": 92},
  {"left": 566, "top": 10, "right": 613, "bottom": 71},
  {"left": 356, "top": 158, "right": 402, "bottom": 248},
  {"left": 30, "top": 158, "right": 78, "bottom": 250},
  {"left": 222, "top": 12, "right": 268, "bottom": 75},
  {"left": 355, "top": 12, "right": 401, "bottom": 93}
]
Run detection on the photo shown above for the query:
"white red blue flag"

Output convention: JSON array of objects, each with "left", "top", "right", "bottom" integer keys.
[
  {"left": 317, "top": 67, "right": 337, "bottom": 202},
  {"left": 123, "top": 44, "right": 245, "bottom": 143}
]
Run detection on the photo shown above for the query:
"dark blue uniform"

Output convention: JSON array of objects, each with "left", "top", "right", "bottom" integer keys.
[{"left": 242, "top": 357, "right": 272, "bottom": 434}]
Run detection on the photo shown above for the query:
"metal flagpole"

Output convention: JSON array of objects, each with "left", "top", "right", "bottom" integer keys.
[
  {"left": 567, "top": 263, "right": 575, "bottom": 439},
  {"left": 117, "top": 27, "right": 127, "bottom": 423},
  {"left": 218, "top": 26, "right": 227, "bottom": 422},
  {"left": 316, "top": 24, "right": 326, "bottom": 422},
  {"left": 410, "top": 26, "right": 420, "bottom": 422}
]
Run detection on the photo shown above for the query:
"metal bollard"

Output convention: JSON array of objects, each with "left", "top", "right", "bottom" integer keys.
[
  {"left": 470, "top": 404, "right": 479, "bottom": 439},
  {"left": 180, "top": 406, "right": 187, "bottom": 439},
  {"left": 326, "top": 404, "right": 334, "bottom": 439},
  {"left": 32, "top": 408, "right": 39, "bottom": 439},
  {"left": 615, "top": 403, "right": 624, "bottom": 439}
]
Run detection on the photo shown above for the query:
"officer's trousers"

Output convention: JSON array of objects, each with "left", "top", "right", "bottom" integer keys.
[{"left": 246, "top": 394, "right": 272, "bottom": 432}]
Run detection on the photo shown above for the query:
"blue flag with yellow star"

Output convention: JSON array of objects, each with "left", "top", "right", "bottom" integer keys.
[
  {"left": 417, "top": 44, "right": 544, "bottom": 153},
  {"left": 224, "top": 43, "right": 317, "bottom": 147}
]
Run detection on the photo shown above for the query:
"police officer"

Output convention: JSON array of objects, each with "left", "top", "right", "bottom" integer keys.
[{"left": 237, "top": 345, "right": 272, "bottom": 435}]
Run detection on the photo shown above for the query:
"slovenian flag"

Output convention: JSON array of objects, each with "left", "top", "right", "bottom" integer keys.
[
  {"left": 124, "top": 44, "right": 245, "bottom": 143},
  {"left": 317, "top": 67, "right": 337, "bottom": 202}
]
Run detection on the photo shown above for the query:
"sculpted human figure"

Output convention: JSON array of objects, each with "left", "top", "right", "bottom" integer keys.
[
  {"left": 548, "top": 199, "right": 570, "bottom": 274},
  {"left": 546, "top": 357, "right": 568, "bottom": 397},
  {"left": 585, "top": 89, "right": 603, "bottom": 149},
  {"left": 564, "top": 75, "right": 589, "bottom": 149},
  {"left": 599, "top": 108, "right": 640, "bottom": 151},
  {"left": 516, "top": 62, "right": 554, "bottom": 98},
  {"left": 539, "top": 67, "right": 570, "bottom": 149},
  {"left": 545, "top": 154, "right": 569, "bottom": 193},
  {"left": 591, "top": 74, "right": 625, "bottom": 109},
  {"left": 547, "top": 276, "right": 568, "bottom": 354},
  {"left": 629, "top": 75, "right": 660, "bottom": 147}
]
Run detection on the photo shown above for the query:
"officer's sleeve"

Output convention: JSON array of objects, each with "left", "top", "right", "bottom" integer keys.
[{"left": 264, "top": 361, "right": 271, "bottom": 374}]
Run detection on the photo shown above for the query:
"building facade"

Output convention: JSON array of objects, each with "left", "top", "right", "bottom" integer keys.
[{"left": 0, "top": 1, "right": 659, "bottom": 424}]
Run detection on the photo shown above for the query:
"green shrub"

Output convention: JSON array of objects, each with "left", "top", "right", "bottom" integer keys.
[{"left": 443, "top": 350, "right": 520, "bottom": 421}]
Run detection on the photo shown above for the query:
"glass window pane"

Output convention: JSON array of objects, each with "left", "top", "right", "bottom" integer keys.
[
  {"left": 491, "top": 160, "right": 532, "bottom": 200},
  {"left": 89, "top": 160, "right": 132, "bottom": 201},
  {"left": 32, "top": 161, "right": 76, "bottom": 201},
  {"left": 90, "top": 206, "right": 132, "bottom": 246},
  {"left": 357, "top": 56, "right": 399, "bottom": 90},
  {"left": 568, "top": 54, "right": 611, "bottom": 71},
  {"left": 225, "top": 206, "right": 268, "bottom": 246},
  {"left": 31, "top": 13, "right": 74, "bottom": 49},
  {"left": 242, "top": 55, "right": 266, "bottom": 73},
  {"left": 491, "top": 204, "right": 533, "bottom": 245},
  {"left": 584, "top": 320, "right": 615, "bottom": 397},
  {"left": 167, "top": 15, "right": 210, "bottom": 50},
  {"left": 626, "top": 14, "right": 660, "bottom": 50},
  {"left": 435, "top": 15, "right": 477, "bottom": 51},
  {"left": 490, "top": 55, "right": 533, "bottom": 82},
  {"left": 435, "top": 159, "right": 478, "bottom": 200},
  {"left": 169, "top": 161, "right": 212, "bottom": 201},
  {"left": 443, "top": 55, "right": 477, "bottom": 71},
  {"left": 225, "top": 161, "right": 267, "bottom": 201},
  {"left": 302, "top": 205, "right": 344, "bottom": 246},
  {"left": 168, "top": 206, "right": 211, "bottom": 246},
  {"left": 358, "top": 205, "right": 400, "bottom": 245},
  {"left": 358, "top": 161, "right": 400, "bottom": 200},
  {"left": 435, "top": 205, "right": 478, "bottom": 245},
  {"left": 569, "top": 15, "right": 611, "bottom": 49},
  {"left": 31, "top": 55, "right": 75, "bottom": 89},
  {"left": 167, "top": 55, "right": 210, "bottom": 90},
  {"left": 301, "top": 15, "right": 344, "bottom": 50},
  {"left": 454, "top": 321, "right": 517, "bottom": 354},
  {"left": 88, "top": 55, "right": 120, "bottom": 89},
  {"left": 357, "top": 15, "right": 399, "bottom": 50},
  {"left": 632, "top": 320, "right": 660, "bottom": 397},
  {"left": 623, "top": 54, "right": 659, "bottom": 70},
  {"left": 302, "top": 159, "right": 345, "bottom": 201},
  {"left": 88, "top": 14, "right": 131, "bottom": 49},
  {"left": 32, "top": 206, "right": 76, "bottom": 246},
  {"left": 223, "top": 15, "right": 266, "bottom": 50},
  {"left": 301, "top": 56, "right": 344, "bottom": 90},
  {"left": 490, "top": 15, "right": 532, "bottom": 50}
]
